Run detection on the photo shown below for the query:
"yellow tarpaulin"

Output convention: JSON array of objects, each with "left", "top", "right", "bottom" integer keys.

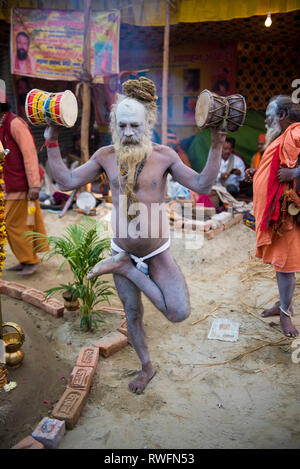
[{"left": 1, "top": 0, "right": 300, "bottom": 25}]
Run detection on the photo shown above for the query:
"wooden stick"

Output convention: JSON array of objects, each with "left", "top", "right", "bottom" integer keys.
[
  {"left": 161, "top": 0, "right": 170, "bottom": 146},
  {"left": 80, "top": 0, "right": 91, "bottom": 171},
  {"left": 185, "top": 337, "right": 289, "bottom": 368},
  {"left": 191, "top": 305, "right": 219, "bottom": 325}
]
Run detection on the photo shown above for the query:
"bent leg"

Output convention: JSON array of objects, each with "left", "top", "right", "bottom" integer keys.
[
  {"left": 88, "top": 249, "right": 190, "bottom": 323},
  {"left": 148, "top": 248, "right": 191, "bottom": 323},
  {"left": 113, "top": 273, "right": 156, "bottom": 394},
  {"left": 276, "top": 271, "right": 298, "bottom": 337}
]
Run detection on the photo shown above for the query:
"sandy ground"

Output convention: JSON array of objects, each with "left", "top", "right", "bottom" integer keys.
[{"left": 1, "top": 208, "right": 300, "bottom": 449}]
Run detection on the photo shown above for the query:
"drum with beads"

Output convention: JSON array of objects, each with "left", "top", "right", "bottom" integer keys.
[
  {"left": 226, "top": 94, "right": 246, "bottom": 132},
  {"left": 195, "top": 89, "right": 227, "bottom": 129},
  {"left": 25, "top": 89, "right": 78, "bottom": 128}
]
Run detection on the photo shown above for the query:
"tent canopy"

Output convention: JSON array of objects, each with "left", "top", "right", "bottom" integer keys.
[{"left": 1, "top": 0, "right": 299, "bottom": 25}]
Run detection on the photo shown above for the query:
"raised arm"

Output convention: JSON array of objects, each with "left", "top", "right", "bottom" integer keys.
[
  {"left": 169, "top": 128, "right": 226, "bottom": 194},
  {"left": 44, "top": 124, "right": 103, "bottom": 191}
]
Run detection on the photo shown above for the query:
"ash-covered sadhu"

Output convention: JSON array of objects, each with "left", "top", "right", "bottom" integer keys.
[
  {"left": 44, "top": 76, "right": 226, "bottom": 393},
  {"left": 246, "top": 95, "right": 300, "bottom": 338}
]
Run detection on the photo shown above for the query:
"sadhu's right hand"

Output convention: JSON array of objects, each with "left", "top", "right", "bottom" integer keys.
[
  {"left": 44, "top": 117, "right": 62, "bottom": 142},
  {"left": 245, "top": 168, "right": 257, "bottom": 183}
]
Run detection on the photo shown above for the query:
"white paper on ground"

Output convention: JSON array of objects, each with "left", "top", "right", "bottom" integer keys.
[{"left": 208, "top": 318, "right": 240, "bottom": 342}]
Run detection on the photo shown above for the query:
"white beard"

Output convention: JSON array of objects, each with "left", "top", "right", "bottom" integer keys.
[{"left": 265, "top": 120, "right": 282, "bottom": 149}]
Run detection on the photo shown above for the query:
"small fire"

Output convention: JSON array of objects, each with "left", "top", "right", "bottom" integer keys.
[{"left": 86, "top": 183, "right": 92, "bottom": 192}]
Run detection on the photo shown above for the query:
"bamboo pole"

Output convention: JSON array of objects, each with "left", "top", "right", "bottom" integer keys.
[
  {"left": 80, "top": 0, "right": 91, "bottom": 167},
  {"left": 161, "top": 0, "right": 170, "bottom": 146}
]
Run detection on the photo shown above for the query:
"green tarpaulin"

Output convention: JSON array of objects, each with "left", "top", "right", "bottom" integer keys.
[{"left": 187, "top": 110, "right": 266, "bottom": 171}]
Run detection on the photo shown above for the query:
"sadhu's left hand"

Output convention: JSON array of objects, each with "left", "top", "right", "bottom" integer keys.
[{"left": 277, "top": 167, "right": 297, "bottom": 183}]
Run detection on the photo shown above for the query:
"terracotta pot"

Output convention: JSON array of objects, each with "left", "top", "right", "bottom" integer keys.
[{"left": 62, "top": 292, "right": 80, "bottom": 311}]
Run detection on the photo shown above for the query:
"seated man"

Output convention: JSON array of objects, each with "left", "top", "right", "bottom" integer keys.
[
  {"left": 251, "top": 133, "right": 266, "bottom": 169},
  {"left": 215, "top": 137, "right": 245, "bottom": 197}
]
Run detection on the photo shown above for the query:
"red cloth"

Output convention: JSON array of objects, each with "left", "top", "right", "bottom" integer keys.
[
  {"left": 196, "top": 194, "right": 214, "bottom": 207},
  {"left": 0, "top": 112, "right": 29, "bottom": 193},
  {"left": 260, "top": 145, "right": 283, "bottom": 232}
]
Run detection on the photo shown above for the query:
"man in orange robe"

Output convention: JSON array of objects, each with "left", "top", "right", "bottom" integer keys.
[
  {"left": 251, "top": 133, "right": 266, "bottom": 169},
  {"left": 246, "top": 95, "right": 300, "bottom": 337}
]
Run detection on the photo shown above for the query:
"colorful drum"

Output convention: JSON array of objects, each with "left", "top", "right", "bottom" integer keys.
[
  {"left": 226, "top": 94, "right": 246, "bottom": 132},
  {"left": 195, "top": 90, "right": 227, "bottom": 129},
  {"left": 25, "top": 89, "right": 78, "bottom": 128}
]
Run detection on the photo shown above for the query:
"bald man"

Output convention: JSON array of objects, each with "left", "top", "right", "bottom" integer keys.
[{"left": 44, "top": 77, "right": 226, "bottom": 394}]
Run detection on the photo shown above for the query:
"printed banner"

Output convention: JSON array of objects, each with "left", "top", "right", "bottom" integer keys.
[{"left": 11, "top": 8, "right": 120, "bottom": 82}]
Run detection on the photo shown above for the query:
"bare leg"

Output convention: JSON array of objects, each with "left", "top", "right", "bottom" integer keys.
[
  {"left": 113, "top": 273, "right": 156, "bottom": 394},
  {"left": 88, "top": 252, "right": 168, "bottom": 314},
  {"left": 262, "top": 301, "right": 281, "bottom": 318},
  {"left": 88, "top": 249, "right": 190, "bottom": 322},
  {"left": 276, "top": 271, "right": 298, "bottom": 337}
]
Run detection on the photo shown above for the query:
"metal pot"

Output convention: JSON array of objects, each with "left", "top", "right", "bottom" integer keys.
[{"left": 3, "top": 322, "right": 25, "bottom": 368}]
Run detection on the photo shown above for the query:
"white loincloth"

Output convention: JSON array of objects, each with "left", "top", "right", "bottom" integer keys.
[{"left": 111, "top": 238, "right": 170, "bottom": 275}]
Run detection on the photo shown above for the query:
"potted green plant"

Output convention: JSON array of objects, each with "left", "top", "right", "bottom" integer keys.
[{"left": 27, "top": 218, "right": 115, "bottom": 331}]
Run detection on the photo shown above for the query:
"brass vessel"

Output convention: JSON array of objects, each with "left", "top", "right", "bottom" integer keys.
[{"left": 3, "top": 322, "right": 25, "bottom": 368}]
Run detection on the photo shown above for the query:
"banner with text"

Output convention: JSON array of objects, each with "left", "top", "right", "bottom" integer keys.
[{"left": 11, "top": 8, "right": 120, "bottom": 82}]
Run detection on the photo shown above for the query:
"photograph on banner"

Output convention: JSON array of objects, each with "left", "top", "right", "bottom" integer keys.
[
  {"left": 91, "top": 11, "right": 120, "bottom": 81},
  {"left": 183, "top": 96, "right": 197, "bottom": 121},
  {"left": 211, "top": 66, "right": 232, "bottom": 96},
  {"left": 11, "top": 8, "right": 120, "bottom": 81},
  {"left": 183, "top": 68, "right": 200, "bottom": 93}
]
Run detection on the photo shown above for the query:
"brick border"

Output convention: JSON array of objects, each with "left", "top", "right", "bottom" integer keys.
[{"left": 11, "top": 317, "right": 129, "bottom": 448}]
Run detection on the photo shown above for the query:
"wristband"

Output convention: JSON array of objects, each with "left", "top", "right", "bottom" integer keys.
[{"left": 45, "top": 140, "right": 59, "bottom": 148}]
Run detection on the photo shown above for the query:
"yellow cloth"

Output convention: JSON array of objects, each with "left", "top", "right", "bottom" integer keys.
[
  {"left": 5, "top": 199, "right": 49, "bottom": 265},
  {"left": 253, "top": 123, "right": 300, "bottom": 272},
  {"left": 1, "top": 0, "right": 299, "bottom": 25}
]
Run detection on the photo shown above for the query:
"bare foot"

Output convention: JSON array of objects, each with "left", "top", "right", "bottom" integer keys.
[
  {"left": 18, "top": 262, "right": 40, "bottom": 276},
  {"left": 280, "top": 312, "right": 299, "bottom": 338},
  {"left": 129, "top": 363, "right": 156, "bottom": 394},
  {"left": 261, "top": 301, "right": 281, "bottom": 318},
  {"left": 6, "top": 263, "right": 25, "bottom": 271},
  {"left": 87, "top": 252, "right": 131, "bottom": 280}
]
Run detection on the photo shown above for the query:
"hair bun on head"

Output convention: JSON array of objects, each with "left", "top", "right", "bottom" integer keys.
[{"left": 122, "top": 77, "right": 158, "bottom": 104}]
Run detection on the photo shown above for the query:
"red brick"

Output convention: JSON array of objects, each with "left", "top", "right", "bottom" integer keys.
[
  {"left": 41, "top": 298, "right": 64, "bottom": 318},
  {"left": 1, "top": 281, "right": 28, "bottom": 299},
  {"left": 117, "top": 318, "right": 128, "bottom": 337},
  {"left": 32, "top": 417, "right": 65, "bottom": 449},
  {"left": 12, "top": 436, "right": 45, "bottom": 449},
  {"left": 21, "top": 289, "right": 64, "bottom": 317},
  {"left": 0, "top": 280, "right": 9, "bottom": 292},
  {"left": 76, "top": 346, "right": 99, "bottom": 370},
  {"left": 117, "top": 327, "right": 129, "bottom": 338},
  {"left": 119, "top": 318, "right": 127, "bottom": 329},
  {"left": 69, "top": 365, "right": 94, "bottom": 391},
  {"left": 52, "top": 387, "right": 88, "bottom": 430},
  {"left": 93, "top": 331, "right": 128, "bottom": 358},
  {"left": 22, "top": 288, "right": 45, "bottom": 308}
]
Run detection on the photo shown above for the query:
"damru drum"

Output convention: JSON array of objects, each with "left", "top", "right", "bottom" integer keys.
[
  {"left": 25, "top": 89, "right": 78, "bottom": 128},
  {"left": 195, "top": 89, "right": 246, "bottom": 132}
]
